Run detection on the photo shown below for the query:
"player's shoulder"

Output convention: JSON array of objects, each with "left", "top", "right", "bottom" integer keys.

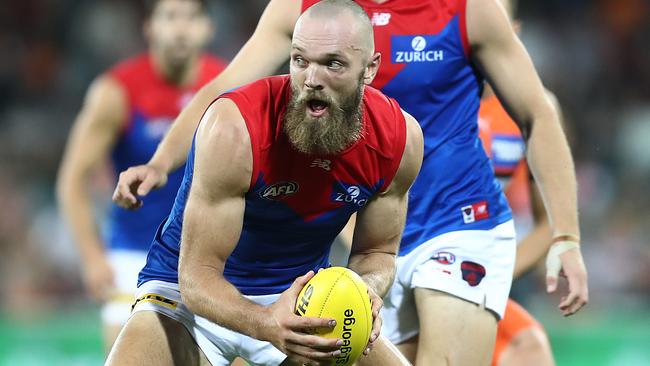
[
  {"left": 300, "top": 0, "right": 319, "bottom": 13},
  {"left": 224, "top": 75, "right": 290, "bottom": 102},
  {"left": 362, "top": 85, "right": 402, "bottom": 116},
  {"left": 107, "top": 53, "right": 151, "bottom": 80}
]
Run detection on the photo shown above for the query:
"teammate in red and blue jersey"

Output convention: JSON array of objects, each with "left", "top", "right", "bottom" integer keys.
[
  {"left": 57, "top": 0, "right": 225, "bottom": 351},
  {"left": 114, "top": 0, "right": 588, "bottom": 364},
  {"left": 108, "top": 2, "right": 423, "bottom": 365},
  {"left": 479, "top": 2, "right": 561, "bottom": 364}
]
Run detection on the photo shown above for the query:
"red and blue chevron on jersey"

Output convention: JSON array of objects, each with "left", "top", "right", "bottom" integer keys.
[
  {"left": 106, "top": 53, "right": 226, "bottom": 252},
  {"left": 139, "top": 75, "right": 407, "bottom": 295},
  {"left": 302, "top": 0, "right": 512, "bottom": 256}
]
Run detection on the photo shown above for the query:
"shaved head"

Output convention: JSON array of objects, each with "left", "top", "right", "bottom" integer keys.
[
  {"left": 286, "top": 0, "right": 381, "bottom": 155},
  {"left": 300, "top": 0, "right": 375, "bottom": 57}
]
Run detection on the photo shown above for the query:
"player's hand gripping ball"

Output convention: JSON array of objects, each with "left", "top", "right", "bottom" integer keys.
[{"left": 294, "top": 267, "right": 373, "bottom": 365}]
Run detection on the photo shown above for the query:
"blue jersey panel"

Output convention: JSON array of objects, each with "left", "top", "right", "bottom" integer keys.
[{"left": 379, "top": 17, "right": 512, "bottom": 255}]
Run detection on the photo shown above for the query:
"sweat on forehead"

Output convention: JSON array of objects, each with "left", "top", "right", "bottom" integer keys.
[{"left": 297, "top": 0, "right": 374, "bottom": 54}]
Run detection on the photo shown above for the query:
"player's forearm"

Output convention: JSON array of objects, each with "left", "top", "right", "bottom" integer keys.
[
  {"left": 56, "top": 177, "right": 105, "bottom": 260},
  {"left": 513, "top": 218, "right": 552, "bottom": 278},
  {"left": 148, "top": 81, "right": 221, "bottom": 174},
  {"left": 525, "top": 112, "right": 580, "bottom": 239},
  {"left": 347, "top": 252, "right": 396, "bottom": 298},
  {"left": 179, "top": 266, "right": 271, "bottom": 341}
]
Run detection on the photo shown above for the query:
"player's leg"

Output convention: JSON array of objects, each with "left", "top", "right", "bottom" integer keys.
[
  {"left": 493, "top": 300, "right": 555, "bottom": 366},
  {"left": 395, "top": 335, "right": 417, "bottom": 363},
  {"left": 100, "top": 250, "right": 149, "bottom": 351},
  {"left": 106, "top": 310, "right": 210, "bottom": 366},
  {"left": 381, "top": 221, "right": 516, "bottom": 365},
  {"left": 497, "top": 327, "right": 554, "bottom": 366},
  {"left": 415, "top": 289, "right": 497, "bottom": 365},
  {"left": 356, "top": 335, "right": 411, "bottom": 366},
  {"left": 102, "top": 321, "right": 124, "bottom": 353}
]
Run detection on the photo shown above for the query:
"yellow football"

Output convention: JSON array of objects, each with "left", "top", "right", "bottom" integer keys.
[{"left": 294, "top": 267, "right": 373, "bottom": 366}]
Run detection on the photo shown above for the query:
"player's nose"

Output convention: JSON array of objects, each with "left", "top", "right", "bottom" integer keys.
[{"left": 304, "top": 64, "right": 324, "bottom": 91}]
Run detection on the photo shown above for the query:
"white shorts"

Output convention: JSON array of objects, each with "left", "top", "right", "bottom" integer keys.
[
  {"left": 382, "top": 220, "right": 516, "bottom": 344},
  {"left": 101, "top": 249, "right": 148, "bottom": 326},
  {"left": 132, "top": 280, "right": 287, "bottom": 366}
]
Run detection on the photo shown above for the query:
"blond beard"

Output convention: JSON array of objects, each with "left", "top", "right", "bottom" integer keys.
[{"left": 283, "top": 81, "right": 364, "bottom": 155}]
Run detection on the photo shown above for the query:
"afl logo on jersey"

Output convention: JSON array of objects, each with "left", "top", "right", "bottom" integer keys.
[
  {"left": 393, "top": 35, "right": 444, "bottom": 63},
  {"left": 260, "top": 181, "right": 299, "bottom": 200}
]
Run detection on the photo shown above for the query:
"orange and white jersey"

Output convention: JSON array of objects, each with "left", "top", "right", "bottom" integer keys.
[{"left": 478, "top": 95, "right": 532, "bottom": 221}]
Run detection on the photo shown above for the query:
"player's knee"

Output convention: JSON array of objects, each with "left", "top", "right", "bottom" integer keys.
[{"left": 511, "top": 327, "right": 553, "bottom": 362}]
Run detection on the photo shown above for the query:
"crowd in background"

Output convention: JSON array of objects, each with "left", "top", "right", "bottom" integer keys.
[{"left": 0, "top": 0, "right": 648, "bottom": 318}]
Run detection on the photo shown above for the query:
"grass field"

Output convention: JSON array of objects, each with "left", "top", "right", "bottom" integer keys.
[{"left": 1, "top": 305, "right": 649, "bottom": 366}]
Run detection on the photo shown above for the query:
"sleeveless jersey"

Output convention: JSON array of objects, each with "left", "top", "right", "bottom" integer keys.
[
  {"left": 106, "top": 53, "right": 226, "bottom": 251},
  {"left": 302, "top": 0, "right": 512, "bottom": 256},
  {"left": 139, "top": 75, "right": 407, "bottom": 295}
]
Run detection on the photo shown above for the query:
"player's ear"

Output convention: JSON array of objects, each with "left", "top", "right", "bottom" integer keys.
[
  {"left": 512, "top": 20, "right": 522, "bottom": 35},
  {"left": 363, "top": 52, "right": 381, "bottom": 85}
]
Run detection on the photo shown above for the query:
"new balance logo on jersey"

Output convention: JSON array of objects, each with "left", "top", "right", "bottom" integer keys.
[
  {"left": 461, "top": 201, "right": 489, "bottom": 224},
  {"left": 371, "top": 12, "right": 391, "bottom": 26},
  {"left": 334, "top": 185, "right": 369, "bottom": 208},
  {"left": 260, "top": 181, "right": 298, "bottom": 200},
  {"left": 310, "top": 158, "right": 331, "bottom": 171},
  {"left": 393, "top": 35, "right": 444, "bottom": 64}
]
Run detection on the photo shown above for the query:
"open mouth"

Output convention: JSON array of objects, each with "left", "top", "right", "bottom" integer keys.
[{"left": 307, "top": 99, "right": 329, "bottom": 117}]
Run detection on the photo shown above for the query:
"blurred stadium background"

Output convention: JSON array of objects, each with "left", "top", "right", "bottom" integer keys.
[{"left": 0, "top": 0, "right": 648, "bottom": 365}]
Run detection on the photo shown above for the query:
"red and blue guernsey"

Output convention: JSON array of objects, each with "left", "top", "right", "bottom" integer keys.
[
  {"left": 138, "top": 75, "right": 407, "bottom": 295},
  {"left": 302, "top": 0, "right": 512, "bottom": 255},
  {"left": 106, "top": 53, "right": 226, "bottom": 252}
]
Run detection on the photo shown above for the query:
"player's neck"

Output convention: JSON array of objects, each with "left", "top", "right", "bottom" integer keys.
[
  {"left": 370, "top": 0, "right": 390, "bottom": 3},
  {"left": 151, "top": 53, "right": 199, "bottom": 87}
]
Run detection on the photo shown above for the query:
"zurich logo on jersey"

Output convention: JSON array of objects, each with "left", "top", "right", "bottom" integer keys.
[
  {"left": 332, "top": 183, "right": 371, "bottom": 208},
  {"left": 392, "top": 35, "right": 445, "bottom": 63}
]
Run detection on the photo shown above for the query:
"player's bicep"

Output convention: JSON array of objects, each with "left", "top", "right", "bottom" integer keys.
[
  {"left": 59, "top": 76, "right": 126, "bottom": 176},
  {"left": 180, "top": 99, "right": 252, "bottom": 272},
  {"left": 467, "top": 0, "right": 551, "bottom": 133},
  {"left": 351, "top": 112, "right": 423, "bottom": 255},
  {"left": 351, "top": 190, "right": 407, "bottom": 257}
]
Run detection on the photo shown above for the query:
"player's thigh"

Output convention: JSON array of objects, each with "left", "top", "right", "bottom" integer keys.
[
  {"left": 497, "top": 327, "right": 555, "bottom": 366},
  {"left": 106, "top": 310, "right": 209, "bottom": 366},
  {"left": 102, "top": 323, "right": 124, "bottom": 354},
  {"left": 395, "top": 335, "right": 417, "bottom": 364},
  {"left": 355, "top": 335, "right": 411, "bottom": 366},
  {"left": 415, "top": 288, "right": 497, "bottom": 366}
]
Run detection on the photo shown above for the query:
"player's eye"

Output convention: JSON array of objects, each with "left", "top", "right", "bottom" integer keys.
[
  {"left": 327, "top": 60, "right": 343, "bottom": 70},
  {"left": 292, "top": 56, "right": 307, "bottom": 68}
]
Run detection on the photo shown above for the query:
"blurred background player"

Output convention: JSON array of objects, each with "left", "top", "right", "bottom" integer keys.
[
  {"left": 56, "top": 0, "right": 225, "bottom": 351},
  {"left": 112, "top": 0, "right": 588, "bottom": 364}
]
